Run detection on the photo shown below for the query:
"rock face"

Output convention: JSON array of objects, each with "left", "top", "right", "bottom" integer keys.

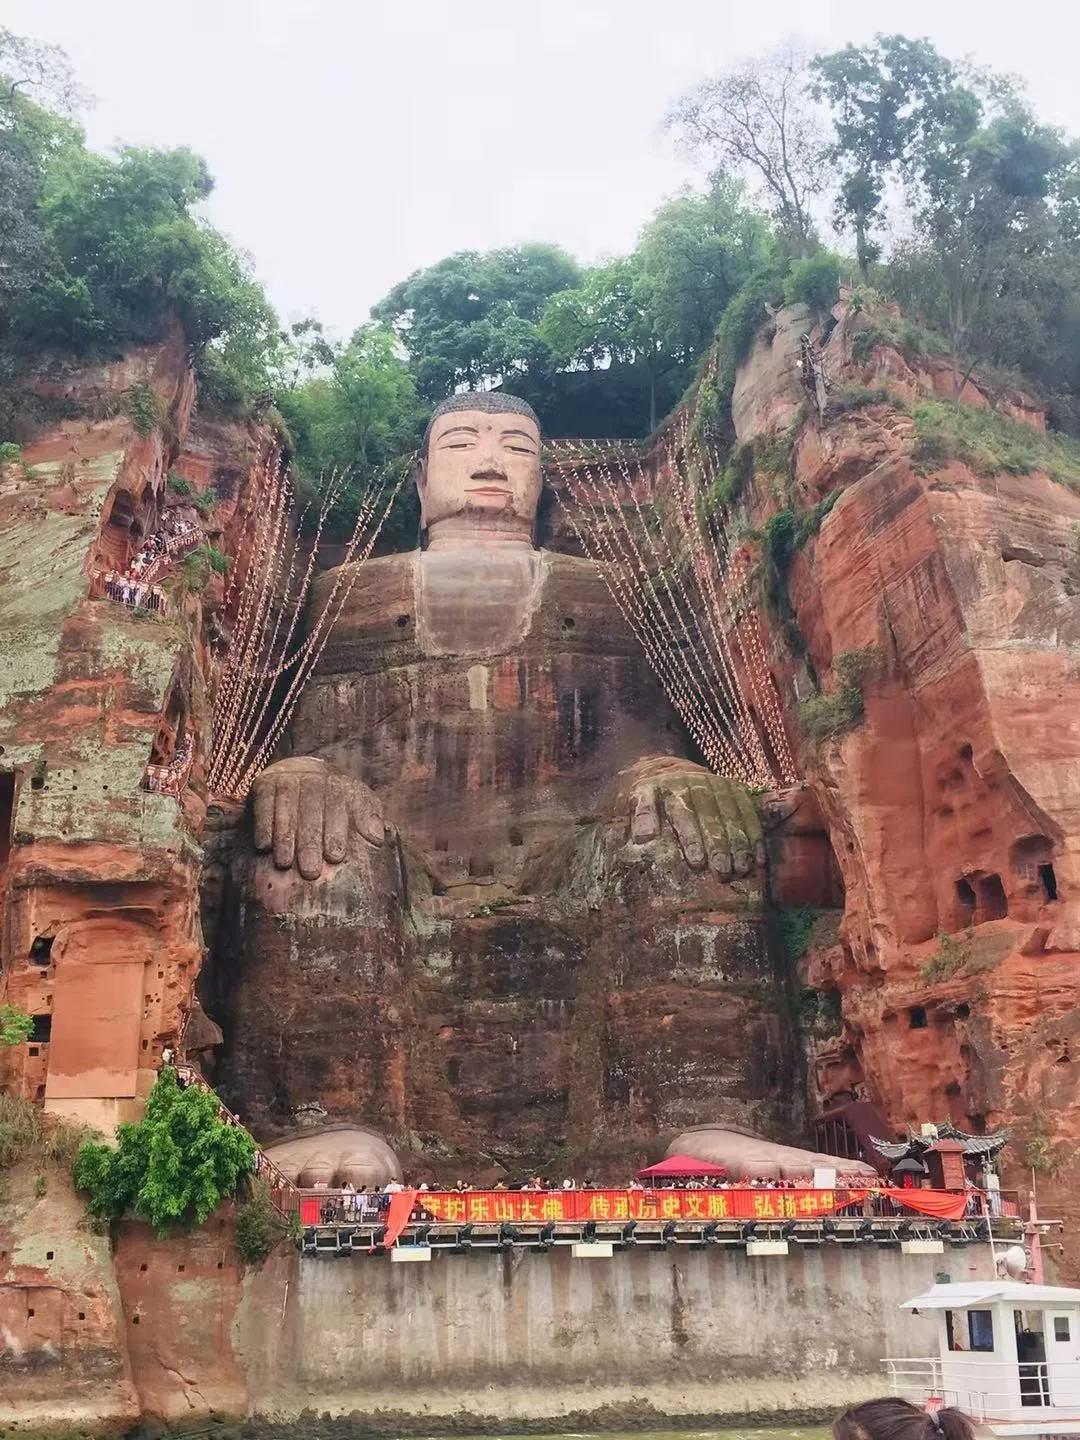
[
  {"left": 0, "top": 1164, "right": 138, "bottom": 1434},
  {"left": 734, "top": 296, "right": 1080, "bottom": 1272}
]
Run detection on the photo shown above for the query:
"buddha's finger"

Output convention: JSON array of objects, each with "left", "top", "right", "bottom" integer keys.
[
  {"left": 273, "top": 774, "right": 300, "bottom": 870},
  {"left": 323, "top": 774, "right": 349, "bottom": 864},
  {"left": 351, "top": 786, "right": 385, "bottom": 847},
  {"left": 688, "top": 778, "right": 731, "bottom": 877},
  {"left": 296, "top": 775, "right": 324, "bottom": 881},
  {"left": 731, "top": 782, "right": 766, "bottom": 867},
  {"left": 252, "top": 777, "right": 276, "bottom": 853},
  {"left": 630, "top": 781, "right": 661, "bottom": 843},
  {"left": 662, "top": 783, "right": 706, "bottom": 869}
]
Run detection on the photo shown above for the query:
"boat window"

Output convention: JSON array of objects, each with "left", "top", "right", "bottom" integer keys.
[
  {"left": 947, "top": 1308, "right": 994, "bottom": 1351},
  {"left": 1055, "top": 1316, "right": 1071, "bottom": 1342}
]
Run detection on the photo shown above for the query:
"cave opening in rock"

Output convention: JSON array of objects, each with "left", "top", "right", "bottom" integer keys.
[
  {"left": 29, "top": 1014, "right": 52, "bottom": 1043},
  {"left": 976, "top": 873, "right": 1008, "bottom": 921},
  {"left": 909, "top": 1006, "right": 928, "bottom": 1029},
  {"left": 29, "top": 935, "right": 54, "bottom": 967},
  {"left": 0, "top": 769, "right": 14, "bottom": 883},
  {"left": 955, "top": 876, "right": 976, "bottom": 921},
  {"left": 1039, "top": 863, "right": 1058, "bottom": 902}
]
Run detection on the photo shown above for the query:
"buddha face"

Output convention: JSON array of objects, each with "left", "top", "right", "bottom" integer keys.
[{"left": 418, "top": 407, "right": 543, "bottom": 537}]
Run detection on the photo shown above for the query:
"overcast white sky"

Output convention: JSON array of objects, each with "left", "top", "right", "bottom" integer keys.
[{"left": 6, "top": 0, "right": 1080, "bottom": 337}]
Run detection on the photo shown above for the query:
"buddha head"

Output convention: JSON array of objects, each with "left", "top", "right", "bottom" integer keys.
[{"left": 418, "top": 392, "right": 542, "bottom": 547}]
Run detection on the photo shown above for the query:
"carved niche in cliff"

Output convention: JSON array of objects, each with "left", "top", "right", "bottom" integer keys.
[{"left": 206, "top": 393, "right": 798, "bottom": 1171}]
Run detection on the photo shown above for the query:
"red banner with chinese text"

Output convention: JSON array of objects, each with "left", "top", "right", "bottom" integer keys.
[{"left": 418, "top": 1187, "right": 862, "bottom": 1226}]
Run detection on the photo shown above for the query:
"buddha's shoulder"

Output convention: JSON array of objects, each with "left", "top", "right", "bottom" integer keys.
[
  {"left": 530, "top": 549, "right": 638, "bottom": 653},
  {"left": 314, "top": 550, "right": 419, "bottom": 628}
]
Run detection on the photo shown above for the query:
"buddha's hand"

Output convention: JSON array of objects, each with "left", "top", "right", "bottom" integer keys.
[
  {"left": 251, "top": 756, "right": 384, "bottom": 881},
  {"left": 617, "top": 756, "right": 764, "bottom": 877}
]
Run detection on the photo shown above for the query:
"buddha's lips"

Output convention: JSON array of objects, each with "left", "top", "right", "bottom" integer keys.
[{"left": 467, "top": 486, "right": 511, "bottom": 497}]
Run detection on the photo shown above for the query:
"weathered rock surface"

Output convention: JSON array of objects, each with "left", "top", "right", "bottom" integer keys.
[
  {"left": 737, "top": 296, "right": 1080, "bottom": 1272},
  {"left": 0, "top": 1164, "right": 138, "bottom": 1434}
]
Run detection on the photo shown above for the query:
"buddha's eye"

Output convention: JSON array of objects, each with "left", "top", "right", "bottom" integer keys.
[{"left": 507, "top": 445, "right": 534, "bottom": 454}]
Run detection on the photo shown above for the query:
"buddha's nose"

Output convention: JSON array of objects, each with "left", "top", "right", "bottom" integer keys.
[{"left": 471, "top": 446, "right": 508, "bottom": 479}]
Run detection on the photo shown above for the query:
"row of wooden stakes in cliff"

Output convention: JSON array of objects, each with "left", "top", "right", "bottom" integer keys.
[{"left": 206, "top": 456, "right": 408, "bottom": 800}]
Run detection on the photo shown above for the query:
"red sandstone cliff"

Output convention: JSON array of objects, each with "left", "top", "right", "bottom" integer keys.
[{"left": 733, "top": 295, "right": 1080, "bottom": 1273}]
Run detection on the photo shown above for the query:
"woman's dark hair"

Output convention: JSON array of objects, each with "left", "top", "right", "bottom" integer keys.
[{"left": 834, "top": 1398, "right": 975, "bottom": 1440}]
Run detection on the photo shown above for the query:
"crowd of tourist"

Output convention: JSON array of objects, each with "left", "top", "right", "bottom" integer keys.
[
  {"left": 308, "top": 1170, "right": 882, "bottom": 1225},
  {"left": 101, "top": 514, "right": 202, "bottom": 614},
  {"left": 142, "top": 736, "right": 193, "bottom": 795},
  {"left": 103, "top": 572, "right": 167, "bottom": 611}
]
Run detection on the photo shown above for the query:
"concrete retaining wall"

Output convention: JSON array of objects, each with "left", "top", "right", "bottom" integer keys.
[{"left": 234, "top": 1242, "right": 988, "bottom": 1425}]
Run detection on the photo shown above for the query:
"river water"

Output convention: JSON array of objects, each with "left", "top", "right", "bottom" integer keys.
[{"left": 390, "top": 1431, "right": 831, "bottom": 1440}]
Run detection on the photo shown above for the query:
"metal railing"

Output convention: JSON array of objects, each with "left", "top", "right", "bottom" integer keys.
[{"left": 884, "top": 1356, "right": 1080, "bottom": 1419}]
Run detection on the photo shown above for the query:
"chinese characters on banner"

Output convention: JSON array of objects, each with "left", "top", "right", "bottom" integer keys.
[{"left": 418, "top": 1187, "right": 860, "bottom": 1225}]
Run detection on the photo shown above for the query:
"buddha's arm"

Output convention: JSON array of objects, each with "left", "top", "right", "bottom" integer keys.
[
  {"left": 614, "top": 755, "right": 765, "bottom": 877},
  {"left": 251, "top": 756, "right": 385, "bottom": 881}
]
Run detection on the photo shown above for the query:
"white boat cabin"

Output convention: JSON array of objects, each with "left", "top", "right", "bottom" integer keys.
[{"left": 885, "top": 1282, "right": 1080, "bottom": 1434}]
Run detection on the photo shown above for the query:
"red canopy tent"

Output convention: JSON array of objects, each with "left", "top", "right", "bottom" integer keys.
[{"left": 637, "top": 1154, "right": 729, "bottom": 1180}]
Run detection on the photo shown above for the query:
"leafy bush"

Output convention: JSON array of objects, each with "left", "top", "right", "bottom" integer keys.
[
  {"left": 166, "top": 471, "right": 194, "bottom": 497},
  {"left": 0, "top": 441, "right": 22, "bottom": 464},
  {"left": 911, "top": 399, "right": 1080, "bottom": 488},
  {"left": 716, "top": 261, "right": 791, "bottom": 368},
  {"left": 204, "top": 544, "right": 230, "bottom": 575},
  {"left": 0, "top": 1094, "right": 41, "bottom": 1168},
  {"left": 826, "top": 384, "right": 892, "bottom": 416},
  {"left": 763, "top": 508, "right": 796, "bottom": 570},
  {"left": 0, "top": 1093, "right": 94, "bottom": 1172},
  {"left": 851, "top": 316, "right": 951, "bottom": 368},
  {"left": 754, "top": 429, "right": 795, "bottom": 477},
  {"left": 777, "top": 906, "right": 817, "bottom": 961},
  {"left": 797, "top": 646, "right": 883, "bottom": 741},
  {"left": 797, "top": 687, "right": 864, "bottom": 740},
  {"left": 921, "top": 928, "right": 975, "bottom": 984},
  {"left": 123, "top": 382, "right": 161, "bottom": 437},
  {"left": 234, "top": 1178, "right": 278, "bottom": 1263},
  {"left": 0, "top": 1004, "right": 33, "bottom": 1046},
  {"left": 74, "top": 1067, "right": 255, "bottom": 1235},
  {"left": 783, "top": 251, "right": 842, "bottom": 313},
  {"left": 835, "top": 645, "right": 884, "bottom": 692}
]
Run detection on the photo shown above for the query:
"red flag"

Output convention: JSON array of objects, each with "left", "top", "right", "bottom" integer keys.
[{"left": 383, "top": 1188, "right": 419, "bottom": 1247}]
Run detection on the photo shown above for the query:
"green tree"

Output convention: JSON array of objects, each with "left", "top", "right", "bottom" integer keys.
[
  {"left": 813, "top": 35, "right": 1077, "bottom": 392},
  {"left": 74, "top": 1067, "right": 255, "bottom": 1236},
  {"left": 0, "top": 1004, "right": 33, "bottom": 1046},
  {"left": 276, "top": 323, "right": 425, "bottom": 544},
  {"left": 812, "top": 35, "right": 967, "bottom": 279},
  {"left": 636, "top": 175, "right": 775, "bottom": 360},
  {"left": 541, "top": 256, "right": 678, "bottom": 432},
  {"left": 667, "top": 47, "right": 825, "bottom": 257},
  {"left": 371, "top": 243, "right": 580, "bottom": 399},
  {"left": 0, "top": 33, "right": 83, "bottom": 347},
  {"left": 0, "top": 31, "right": 280, "bottom": 416}
]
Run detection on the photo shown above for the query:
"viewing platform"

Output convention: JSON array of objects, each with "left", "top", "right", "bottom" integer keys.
[{"left": 294, "top": 1184, "right": 1023, "bottom": 1262}]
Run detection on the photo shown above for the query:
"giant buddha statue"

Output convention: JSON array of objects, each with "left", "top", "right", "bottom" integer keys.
[{"left": 208, "top": 393, "right": 796, "bottom": 1173}]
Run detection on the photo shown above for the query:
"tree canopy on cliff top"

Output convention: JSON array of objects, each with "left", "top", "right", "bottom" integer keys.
[
  {"left": 0, "top": 29, "right": 278, "bottom": 421},
  {"left": 4, "top": 25, "right": 1080, "bottom": 517}
]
